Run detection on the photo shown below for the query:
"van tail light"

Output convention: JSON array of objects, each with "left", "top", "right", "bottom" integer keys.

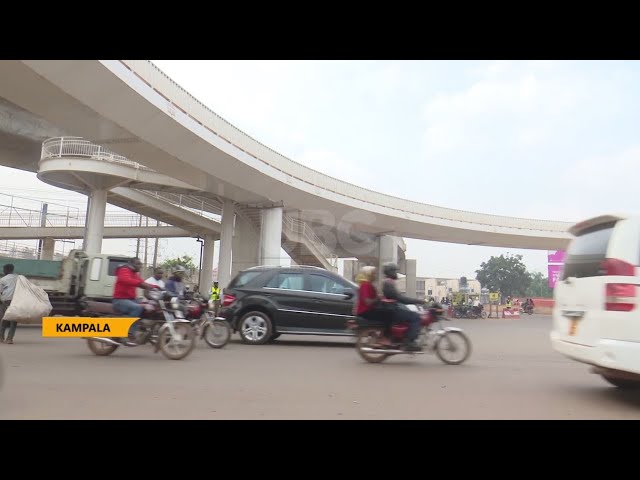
[
  {"left": 600, "top": 258, "right": 635, "bottom": 276},
  {"left": 222, "top": 294, "right": 236, "bottom": 307},
  {"left": 605, "top": 283, "right": 636, "bottom": 312}
]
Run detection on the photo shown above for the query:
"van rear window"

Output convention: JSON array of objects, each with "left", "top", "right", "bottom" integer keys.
[{"left": 561, "top": 221, "right": 616, "bottom": 279}]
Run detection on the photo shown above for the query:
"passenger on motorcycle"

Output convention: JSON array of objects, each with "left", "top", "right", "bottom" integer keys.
[
  {"left": 113, "top": 257, "right": 159, "bottom": 345},
  {"left": 354, "top": 266, "right": 391, "bottom": 346},
  {"left": 381, "top": 262, "right": 425, "bottom": 351}
]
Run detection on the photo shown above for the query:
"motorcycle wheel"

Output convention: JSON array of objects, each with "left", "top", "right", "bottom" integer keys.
[
  {"left": 355, "top": 328, "right": 390, "bottom": 363},
  {"left": 481, "top": 311, "right": 488, "bottom": 319},
  {"left": 158, "top": 323, "right": 196, "bottom": 360},
  {"left": 527, "top": 310, "right": 533, "bottom": 315},
  {"left": 435, "top": 331, "right": 471, "bottom": 365},
  {"left": 87, "top": 339, "right": 119, "bottom": 356},
  {"left": 203, "top": 320, "right": 231, "bottom": 349}
]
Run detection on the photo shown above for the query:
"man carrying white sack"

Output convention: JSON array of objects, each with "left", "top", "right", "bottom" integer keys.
[{"left": 0, "top": 264, "right": 19, "bottom": 344}]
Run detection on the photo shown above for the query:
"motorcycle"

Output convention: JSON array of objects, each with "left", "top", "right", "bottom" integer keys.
[
  {"left": 182, "top": 291, "right": 231, "bottom": 349},
  {"left": 349, "top": 302, "right": 472, "bottom": 365},
  {"left": 520, "top": 304, "right": 534, "bottom": 315},
  {"left": 80, "top": 289, "right": 196, "bottom": 360}
]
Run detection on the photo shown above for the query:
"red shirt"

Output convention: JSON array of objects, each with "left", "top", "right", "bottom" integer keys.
[
  {"left": 113, "top": 266, "right": 144, "bottom": 299},
  {"left": 357, "top": 281, "right": 377, "bottom": 315}
]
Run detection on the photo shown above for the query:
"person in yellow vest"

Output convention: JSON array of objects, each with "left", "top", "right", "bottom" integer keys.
[
  {"left": 505, "top": 296, "right": 513, "bottom": 309},
  {"left": 210, "top": 281, "right": 221, "bottom": 317}
]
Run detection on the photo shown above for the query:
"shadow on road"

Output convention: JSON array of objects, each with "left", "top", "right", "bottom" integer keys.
[
  {"left": 230, "top": 338, "right": 355, "bottom": 349},
  {"left": 578, "top": 385, "right": 640, "bottom": 409}
]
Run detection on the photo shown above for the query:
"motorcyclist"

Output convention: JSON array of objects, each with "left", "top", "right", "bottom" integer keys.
[
  {"left": 381, "top": 262, "right": 425, "bottom": 351},
  {"left": 166, "top": 266, "right": 187, "bottom": 298},
  {"left": 353, "top": 266, "right": 391, "bottom": 346},
  {"left": 113, "top": 257, "right": 159, "bottom": 345}
]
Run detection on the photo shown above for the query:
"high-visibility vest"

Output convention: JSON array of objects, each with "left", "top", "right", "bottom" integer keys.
[{"left": 210, "top": 286, "right": 221, "bottom": 301}]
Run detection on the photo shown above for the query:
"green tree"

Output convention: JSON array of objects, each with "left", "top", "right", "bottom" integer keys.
[
  {"left": 475, "top": 254, "right": 531, "bottom": 297},
  {"left": 525, "top": 271, "right": 553, "bottom": 298},
  {"left": 162, "top": 255, "right": 197, "bottom": 272}
]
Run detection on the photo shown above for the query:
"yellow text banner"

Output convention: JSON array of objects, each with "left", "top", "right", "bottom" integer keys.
[{"left": 42, "top": 317, "right": 138, "bottom": 337}]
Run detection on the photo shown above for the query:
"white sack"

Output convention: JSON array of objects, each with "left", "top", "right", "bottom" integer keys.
[{"left": 3, "top": 275, "right": 53, "bottom": 324}]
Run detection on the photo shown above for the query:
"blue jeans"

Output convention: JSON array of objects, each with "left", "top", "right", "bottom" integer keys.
[
  {"left": 393, "top": 305, "right": 421, "bottom": 343},
  {"left": 112, "top": 299, "right": 144, "bottom": 338}
]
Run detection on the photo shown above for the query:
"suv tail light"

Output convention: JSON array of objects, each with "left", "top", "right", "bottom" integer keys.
[
  {"left": 600, "top": 258, "right": 636, "bottom": 276},
  {"left": 222, "top": 294, "right": 236, "bottom": 307},
  {"left": 605, "top": 283, "right": 636, "bottom": 312}
]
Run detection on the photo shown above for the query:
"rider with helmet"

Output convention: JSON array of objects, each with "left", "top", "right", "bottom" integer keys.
[
  {"left": 166, "top": 266, "right": 187, "bottom": 299},
  {"left": 381, "top": 262, "right": 425, "bottom": 351},
  {"left": 113, "top": 257, "right": 159, "bottom": 345}
]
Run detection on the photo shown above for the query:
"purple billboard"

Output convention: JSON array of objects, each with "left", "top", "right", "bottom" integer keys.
[
  {"left": 547, "top": 250, "right": 566, "bottom": 264},
  {"left": 548, "top": 265, "right": 562, "bottom": 289}
]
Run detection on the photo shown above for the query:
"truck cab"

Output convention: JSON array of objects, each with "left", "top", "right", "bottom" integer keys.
[{"left": 79, "top": 252, "right": 131, "bottom": 300}]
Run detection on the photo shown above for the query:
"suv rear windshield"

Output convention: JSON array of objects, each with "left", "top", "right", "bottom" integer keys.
[
  {"left": 228, "top": 271, "right": 263, "bottom": 288},
  {"left": 561, "top": 221, "right": 616, "bottom": 279}
]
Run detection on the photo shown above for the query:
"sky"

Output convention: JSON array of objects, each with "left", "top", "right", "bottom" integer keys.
[{"left": 2, "top": 60, "right": 640, "bottom": 279}]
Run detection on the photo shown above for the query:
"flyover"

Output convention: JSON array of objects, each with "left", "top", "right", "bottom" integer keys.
[{"left": 0, "top": 60, "right": 573, "bottom": 289}]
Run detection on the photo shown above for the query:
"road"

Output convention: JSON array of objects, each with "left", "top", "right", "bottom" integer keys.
[{"left": 0, "top": 314, "right": 639, "bottom": 419}]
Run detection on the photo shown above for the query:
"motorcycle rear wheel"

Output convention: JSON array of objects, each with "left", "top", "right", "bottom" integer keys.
[
  {"left": 203, "top": 320, "right": 231, "bottom": 349},
  {"left": 87, "top": 339, "right": 119, "bottom": 356},
  {"left": 355, "top": 328, "right": 390, "bottom": 363}
]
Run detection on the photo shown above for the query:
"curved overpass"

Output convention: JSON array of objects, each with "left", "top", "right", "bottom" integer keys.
[{"left": 0, "top": 60, "right": 572, "bottom": 250}]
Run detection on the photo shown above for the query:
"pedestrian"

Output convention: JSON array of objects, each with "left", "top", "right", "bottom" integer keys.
[{"left": 0, "top": 264, "right": 19, "bottom": 344}]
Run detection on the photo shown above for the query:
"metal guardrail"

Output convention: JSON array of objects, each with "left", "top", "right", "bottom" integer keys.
[
  {"left": 119, "top": 60, "right": 573, "bottom": 234},
  {"left": 283, "top": 215, "right": 338, "bottom": 267},
  {"left": 41, "top": 137, "right": 154, "bottom": 172},
  {"left": 0, "top": 240, "right": 66, "bottom": 260},
  {"left": 0, "top": 207, "right": 170, "bottom": 229}
]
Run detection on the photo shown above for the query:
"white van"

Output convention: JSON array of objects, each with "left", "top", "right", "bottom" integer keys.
[{"left": 550, "top": 214, "right": 640, "bottom": 389}]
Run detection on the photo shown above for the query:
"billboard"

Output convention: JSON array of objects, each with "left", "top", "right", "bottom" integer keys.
[
  {"left": 548, "top": 265, "right": 562, "bottom": 289},
  {"left": 547, "top": 250, "right": 566, "bottom": 264}
]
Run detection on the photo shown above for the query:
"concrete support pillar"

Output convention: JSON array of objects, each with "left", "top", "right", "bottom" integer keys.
[
  {"left": 232, "top": 214, "right": 260, "bottom": 279},
  {"left": 377, "top": 235, "right": 398, "bottom": 288},
  {"left": 404, "top": 259, "right": 417, "bottom": 297},
  {"left": 200, "top": 234, "right": 216, "bottom": 295},
  {"left": 218, "top": 200, "right": 235, "bottom": 289},
  {"left": 259, "top": 206, "right": 283, "bottom": 266},
  {"left": 343, "top": 259, "right": 358, "bottom": 283},
  {"left": 40, "top": 238, "right": 55, "bottom": 260},
  {"left": 84, "top": 189, "right": 107, "bottom": 254}
]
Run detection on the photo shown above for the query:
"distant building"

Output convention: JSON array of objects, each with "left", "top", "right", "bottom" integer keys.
[{"left": 397, "top": 276, "right": 481, "bottom": 301}]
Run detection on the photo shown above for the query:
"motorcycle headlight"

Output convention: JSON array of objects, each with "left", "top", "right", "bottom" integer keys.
[{"left": 171, "top": 301, "right": 180, "bottom": 310}]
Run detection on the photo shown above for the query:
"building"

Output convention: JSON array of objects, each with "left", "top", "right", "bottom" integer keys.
[{"left": 397, "top": 276, "right": 482, "bottom": 301}]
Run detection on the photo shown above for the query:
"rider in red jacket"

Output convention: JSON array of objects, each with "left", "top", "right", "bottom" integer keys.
[{"left": 113, "top": 257, "right": 157, "bottom": 344}]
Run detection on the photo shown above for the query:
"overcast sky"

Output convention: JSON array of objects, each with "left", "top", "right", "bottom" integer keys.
[{"left": 2, "top": 60, "right": 639, "bottom": 278}]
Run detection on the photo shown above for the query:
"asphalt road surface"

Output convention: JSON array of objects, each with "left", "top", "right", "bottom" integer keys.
[{"left": 0, "top": 315, "right": 639, "bottom": 419}]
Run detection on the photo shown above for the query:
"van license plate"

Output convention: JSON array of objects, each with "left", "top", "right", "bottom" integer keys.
[{"left": 568, "top": 319, "right": 578, "bottom": 336}]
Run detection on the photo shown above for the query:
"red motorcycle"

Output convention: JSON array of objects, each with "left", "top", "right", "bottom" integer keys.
[
  {"left": 349, "top": 301, "right": 471, "bottom": 365},
  {"left": 80, "top": 290, "right": 196, "bottom": 360},
  {"left": 182, "top": 291, "right": 231, "bottom": 349}
]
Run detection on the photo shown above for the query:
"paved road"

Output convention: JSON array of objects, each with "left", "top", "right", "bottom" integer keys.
[{"left": 0, "top": 315, "right": 639, "bottom": 419}]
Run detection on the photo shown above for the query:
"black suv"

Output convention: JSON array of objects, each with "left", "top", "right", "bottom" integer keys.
[{"left": 219, "top": 265, "right": 359, "bottom": 344}]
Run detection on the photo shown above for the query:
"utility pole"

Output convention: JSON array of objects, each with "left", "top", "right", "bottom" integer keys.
[
  {"left": 135, "top": 214, "right": 142, "bottom": 257},
  {"left": 143, "top": 216, "right": 149, "bottom": 277},
  {"left": 152, "top": 219, "right": 160, "bottom": 269}
]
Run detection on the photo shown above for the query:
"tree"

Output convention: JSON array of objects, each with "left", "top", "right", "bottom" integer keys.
[
  {"left": 162, "top": 255, "right": 197, "bottom": 272},
  {"left": 475, "top": 254, "right": 531, "bottom": 298},
  {"left": 525, "top": 271, "right": 553, "bottom": 298}
]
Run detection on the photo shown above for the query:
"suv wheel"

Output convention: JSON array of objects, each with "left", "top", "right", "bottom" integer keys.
[{"left": 239, "top": 311, "right": 273, "bottom": 345}]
